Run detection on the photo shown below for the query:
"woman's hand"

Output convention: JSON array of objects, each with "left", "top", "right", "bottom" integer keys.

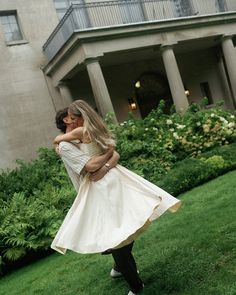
[
  {"left": 55, "top": 144, "right": 60, "bottom": 155},
  {"left": 54, "top": 134, "right": 64, "bottom": 144}
]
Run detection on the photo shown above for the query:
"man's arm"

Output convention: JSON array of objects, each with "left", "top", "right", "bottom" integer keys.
[
  {"left": 58, "top": 142, "right": 115, "bottom": 176},
  {"left": 58, "top": 142, "right": 90, "bottom": 175}
]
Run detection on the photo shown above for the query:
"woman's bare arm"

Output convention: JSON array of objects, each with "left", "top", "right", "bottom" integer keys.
[
  {"left": 54, "top": 127, "right": 83, "bottom": 144},
  {"left": 85, "top": 148, "right": 114, "bottom": 172},
  {"left": 89, "top": 151, "right": 120, "bottom": 181}
]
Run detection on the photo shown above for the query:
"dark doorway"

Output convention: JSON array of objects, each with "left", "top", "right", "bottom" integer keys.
[
  {"left": 200, "top": 81, "right": 213, "bottom": 105},
  {"left": 135, "top": 72, "right": 172, "bottom": 117}
]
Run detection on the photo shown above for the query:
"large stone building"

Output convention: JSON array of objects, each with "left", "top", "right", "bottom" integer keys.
[{"left": 1, "top": 0, "right": 236, "bottom": 169}]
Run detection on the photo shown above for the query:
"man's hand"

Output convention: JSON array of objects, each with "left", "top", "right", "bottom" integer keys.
[{"left": 89, "top": 166, "right": 108, "bottom": 182}]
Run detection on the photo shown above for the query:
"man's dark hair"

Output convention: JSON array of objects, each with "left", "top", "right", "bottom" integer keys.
[{"left": 55, "top": 107, "right": 68, "bottom": 133}]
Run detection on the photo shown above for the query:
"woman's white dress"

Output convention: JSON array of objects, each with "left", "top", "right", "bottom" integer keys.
[{"left": 51, "top": 142, "right": 181, "bottom": 254}]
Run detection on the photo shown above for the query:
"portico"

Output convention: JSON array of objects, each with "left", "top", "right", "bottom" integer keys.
[{"left": 43, "top": 3, "right": 236, "bottom": 121}]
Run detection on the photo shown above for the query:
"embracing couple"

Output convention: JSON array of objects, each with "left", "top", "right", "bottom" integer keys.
[{"left": 51, "top": 99, "right": 181, "bottom": 295}]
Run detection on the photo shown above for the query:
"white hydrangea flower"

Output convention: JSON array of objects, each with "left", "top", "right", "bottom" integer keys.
[
  {"left": 210, "top": 113, "right": 215, "bottom": 117},
  {"left": 228, "top": 122, "right": 235, "bottom": 128},
  {"left": 219, "top": 117, "right": 228, "bottom": 124},
  {"left": 166, "top": 119, "right": 173, "bottom": 125},
  {"left": 226, "top": 130, "right": 232, "bottom": 135},
  {"left": 196, "top": 122, "right": 201, "bottom": 126},
  {"left": 176, "top": 124, "right": 185, "bottom": 129},
  {"left": 173, "top": 132, "right": 179, "bottom": 139},
  {"left": 204, "top": 142, "right": 211, "bottom": 147},
  {"left": 203, "top": 124, "right": 210, "bottom": 132}
]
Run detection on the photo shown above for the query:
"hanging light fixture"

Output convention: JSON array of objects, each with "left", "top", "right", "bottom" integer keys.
[
  {"left": 135, "top": 80, "right": 141, "bottom": 88},
  {"left": 128, "top": 98, "right": 137, "bottom": 110},
  {"left": 185, "top": 89, "right": 190, "bottom": 96},
  {"left": 184, "top": 85, "right": 190, "bottom": 96}
]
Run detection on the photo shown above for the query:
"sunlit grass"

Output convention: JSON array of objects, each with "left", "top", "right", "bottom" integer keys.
[{"left": 0, "top": 170, "right": 236, "bottom": 295}]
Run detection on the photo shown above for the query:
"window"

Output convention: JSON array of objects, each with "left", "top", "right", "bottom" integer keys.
[
  {"left": 0, "top": 11, "right": 23, "bottom": 43},
  {"left": 53, "top": 0, "right": 85, "bottom": 20},
  {"left": 53, "top": 0, "right": 90, "bottom": 29},
  {"left": 54, "top": 0, "right": 69, "bottom": 20}
]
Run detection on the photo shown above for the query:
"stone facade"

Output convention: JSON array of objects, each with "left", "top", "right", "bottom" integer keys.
[
  {"left": 0, "top": 0, "right": 60, "bottom": 169},
  {"left": 1, "top": 0, "right": 236, "bottom": 169}
]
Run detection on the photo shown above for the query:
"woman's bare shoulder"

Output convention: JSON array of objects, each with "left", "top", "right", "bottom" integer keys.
[{"left": 71, "top": 127, "right": 84, "bottom": 135}]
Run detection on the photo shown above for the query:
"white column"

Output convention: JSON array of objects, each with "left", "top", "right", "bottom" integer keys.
[
  {"left": 161, "top": 44, "right": 189, "bottom": 113},
  {"left": 85, "top": 58, "right": 117, "bottom": 123},
  {"left": 58, "top": 82, "right": 73, "bottom": 107},
  {"left": 217, "top": 53, "right": 235, "bottom": 109},
  {"left": 44, "top": 74, "right": 64, "bottom": 111},
  {"left": 221, "top": 35, "right": 236, "bottom": 107}
]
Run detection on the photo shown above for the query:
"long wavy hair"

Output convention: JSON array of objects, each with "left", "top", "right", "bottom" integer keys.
[{"left": 68, "top": 100, "right": 115, "bottom": 150}]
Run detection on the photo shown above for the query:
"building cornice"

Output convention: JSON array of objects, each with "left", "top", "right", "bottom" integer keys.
[{"left": 43, "top": 12, "right": 236, "bottom": 78}]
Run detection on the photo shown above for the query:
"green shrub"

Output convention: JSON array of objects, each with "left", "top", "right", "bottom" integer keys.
[
  {"left": 157, "top": 143, "right": 236, "bottom": 196},
  {"left": 0, "top": 148, "right": 66, "bottom": 202},
  {"left": 0, "top": 186, "right": 75, "bottom": 258},
  {"left": 0, "top": 148, "right": 74, "bottom": 274},
  {"left": 111, "top": 101, "right": 236, "bottom": 157},
  {"left": 107, "top": 101, "right": 236, "bottom": 181}
]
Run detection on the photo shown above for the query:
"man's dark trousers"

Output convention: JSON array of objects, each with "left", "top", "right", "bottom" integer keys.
[{"left": 111, "top": 242, "right": 144, "bottom": 293}]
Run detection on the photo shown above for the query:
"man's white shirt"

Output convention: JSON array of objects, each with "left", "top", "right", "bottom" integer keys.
[{"left": 58, "top": 141, "right": 90, "bottom": 192}]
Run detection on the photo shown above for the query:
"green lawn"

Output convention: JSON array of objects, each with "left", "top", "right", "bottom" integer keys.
[{"left": 0, "top": 171, "right": 236, "bottom": 295}]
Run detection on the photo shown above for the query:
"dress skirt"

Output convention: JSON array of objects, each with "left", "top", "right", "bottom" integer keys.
[{"left": 51, "top": 164, "right": 181, "bottom": 254}]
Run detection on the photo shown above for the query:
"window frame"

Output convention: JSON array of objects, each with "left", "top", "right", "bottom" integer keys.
[
  {"left": 0, "top": 10, "right": 27, "bottom": 46},
  {"left": 53, "top": 0, "right": 86, "bottom": 20}
]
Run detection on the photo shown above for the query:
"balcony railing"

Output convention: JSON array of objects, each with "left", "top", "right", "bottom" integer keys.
[{"left": 43, "top": 0, "right": 236, "bottom": 61}]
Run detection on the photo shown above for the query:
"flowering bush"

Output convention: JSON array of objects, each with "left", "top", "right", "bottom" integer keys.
[{"left": 107, "top": 101, "right": 236, "bottom": 182}]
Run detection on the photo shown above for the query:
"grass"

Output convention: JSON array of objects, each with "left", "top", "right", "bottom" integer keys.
[{"left": 0, "top": 170, "right": 236, "bottom": 295}]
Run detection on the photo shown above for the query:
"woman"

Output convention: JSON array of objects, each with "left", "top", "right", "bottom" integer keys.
[{"left": 51, "top": 100, "right": 181, "bottom": 254}]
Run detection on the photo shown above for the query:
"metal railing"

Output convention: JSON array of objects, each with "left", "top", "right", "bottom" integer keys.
[{"left": 43, "top": 0, "right": 236, "bottom": 61}]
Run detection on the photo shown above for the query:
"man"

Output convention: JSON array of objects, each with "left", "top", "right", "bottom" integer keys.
[
  {"left": 54, "top": 108, "right": 144, "bottom": 295},
  {"left": 55, "top": 108, "right": 119, "bottom": 189}
]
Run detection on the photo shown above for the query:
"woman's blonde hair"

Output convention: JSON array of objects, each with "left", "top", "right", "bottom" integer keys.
[{"left": 68, "top": 100, "right": 115, "bottom": 150}]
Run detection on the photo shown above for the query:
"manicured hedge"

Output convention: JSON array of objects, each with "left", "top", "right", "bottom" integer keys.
[{"left": 157, "top": 143, "right": 236, "bottom": 196}]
